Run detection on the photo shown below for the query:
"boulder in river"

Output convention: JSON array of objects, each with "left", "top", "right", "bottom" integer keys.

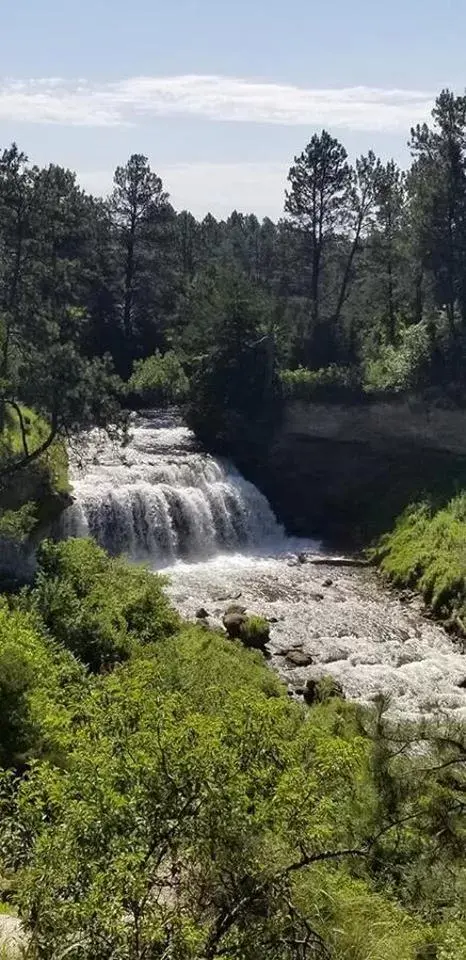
[
  {"left": 303, "top": 676, "right": 345, "bottom": 706},
  {"left": 223, "top": 612, "right": 247, "bottom": 639},
  {"left": 285, "top": 650, "right": 314, "bottom": 667},
  {"left": 224, "top": 603, "right": 247, "bottom": 616},
  {"left": 276, "top": 642, "right": 303, "bottom": 656},
  {"left": 195, "top": 608, "right": 209, "bottom": 619},
  {"left": 214, "top": 591, "right": 242, "bottom": 602}
]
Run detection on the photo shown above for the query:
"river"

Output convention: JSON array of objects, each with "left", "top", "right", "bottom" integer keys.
[{"left": 63, "top": 412, "right": 466, "bottom": 722}]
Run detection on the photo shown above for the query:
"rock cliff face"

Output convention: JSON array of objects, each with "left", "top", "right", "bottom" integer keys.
[
  {"left": 244, "top": 399, "right": 466, "bottom": 545},
  {"left": 281, "top": 399, "right": 466, "bottom": 454}
]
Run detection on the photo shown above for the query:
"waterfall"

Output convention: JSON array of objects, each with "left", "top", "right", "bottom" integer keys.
[{"left": 62, "top": 413, "right": 285, "bottom": 565}]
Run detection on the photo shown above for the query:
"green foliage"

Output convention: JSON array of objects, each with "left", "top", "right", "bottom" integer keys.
[
  {"left": 363, "top": 322, "right": 432, "bottom": 393},
  {"left": 0, "top": 601, "right": 83, "bottom": 769},
  {"left": 22, "top": 538, "right": 180, "bottom": 672},
  {"left": 305, "top": 675, "right": 345, "bottom": 705},
  {"left": 186, "top": 269, "right": 282, "bottom": 456},
  {"left": 128, "top": 350, "right": 189, "bottom": 408},
  {"left": 0, "top": 543, "right": 462, "bottom": 957},
  {"left": 281, "top": 365, "right": 362, "bottom": 401},
  {"left": 0, "top": 637, "right": 375, "bottom": 959},
  {"left": 238, "top": 614, "right": 270, "bottom": 648},
  {"left": 0, "top": 503, "right": 36, "bottom": 542},
  {"left": 375, "top": 495, "right": 466, "bottom": 625},
  {"left": 0, "top": 405, "right": 69, "bottom": 499},
  {"left": 294, "top": 867, "right": 428, "bottom": 960}
]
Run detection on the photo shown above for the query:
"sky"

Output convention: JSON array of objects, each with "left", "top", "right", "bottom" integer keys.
[{"left": 0, "top": 0, "right": 464, "bottom": 219}]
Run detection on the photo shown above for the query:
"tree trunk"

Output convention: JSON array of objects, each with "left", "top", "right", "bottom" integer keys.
[
  {"left": 334, "top": 219, "right": 363, "bottom": 328},
  {"left": 0, "top": 400, "right": 58, "bottom": 481},
  {"left": 123, "top": 216, "right": 136, "bottom": 343},
  {"left": 386, "top": 250, "right": 396, "bottom": 344}
]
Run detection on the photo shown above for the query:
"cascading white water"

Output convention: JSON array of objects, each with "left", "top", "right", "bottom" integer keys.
[
  {"left": 62, "top": 412, "right": 285, "bottom": 565},
  {"left": 61, "top": 410, "right": 466, "bottom": 719}
]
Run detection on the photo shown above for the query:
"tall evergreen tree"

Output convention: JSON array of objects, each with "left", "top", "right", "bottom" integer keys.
[
  {"left": 109, "top": 154, "right": 175, "bottom": 372},
  {"left": 285, "top": 131, "right": 353, "bottom": 366}
]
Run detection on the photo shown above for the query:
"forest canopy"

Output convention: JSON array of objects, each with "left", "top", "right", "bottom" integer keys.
[{"left": 2, "top": 88, "right": 466, "bottom": 472}]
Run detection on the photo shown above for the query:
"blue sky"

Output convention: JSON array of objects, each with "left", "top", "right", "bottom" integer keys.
[{"left": 0, "top": 0, "right": 463, "bottom": 217}]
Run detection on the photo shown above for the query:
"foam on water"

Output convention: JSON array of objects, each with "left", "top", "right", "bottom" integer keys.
[
  {"left": 63, "top": 412, "right": 466, "bottom": 719},
  {"left": 62, "top": 412, "right": 292, "bottom": 565}
]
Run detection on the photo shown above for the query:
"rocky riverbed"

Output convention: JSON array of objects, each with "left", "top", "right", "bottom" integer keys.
[{"left": 163, "top": 550, "right": 466, "bottom": 722}]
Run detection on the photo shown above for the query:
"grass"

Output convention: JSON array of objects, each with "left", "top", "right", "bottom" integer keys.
[{"left": 375, "top": 493, "right": 466, "bottom": 630}]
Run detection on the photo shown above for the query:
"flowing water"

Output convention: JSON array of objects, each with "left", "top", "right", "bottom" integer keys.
[{"left": 63, "top": 412, "right": 466, "bottom": 721}]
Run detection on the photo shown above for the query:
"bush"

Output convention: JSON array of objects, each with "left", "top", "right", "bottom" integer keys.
[
  {"left": 0, "top": 542, "right": 463, "bottom": 958},
  {"left": 23, "top": 539, "right": 180, "bottom": 671},
  {"left": 281, "top": 364, "right": 363, "bottom": 402},
  {"left": 363, "top": 322, "right": 431, "bottom": 394},
  {"left": 127, "top": 350, "right": 189, "bottom": 408},
  {"left": 0, "top": 640, "right": 378, "bottom": 960},
  {"left": 304, "top": 675, "right": 345, "bottom": 705},
  {"left": 0, "top": 503, "right": 37, "bottom": 542},
  {"left": 0, "top": 601, "right": 83, "bottom": 768},
  {"left": 239, "top": 614, "right": 270, "bottom": 649}
]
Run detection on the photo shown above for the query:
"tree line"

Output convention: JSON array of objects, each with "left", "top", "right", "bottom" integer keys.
[{"left": 2, "top": 88, "right": 466, "bottom": 470}]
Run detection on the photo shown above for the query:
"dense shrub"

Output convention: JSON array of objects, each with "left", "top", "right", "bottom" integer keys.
[
  {"left": 362, "top": 322, "right": 432, "bottom": 394},
  {"left": 0, "top": 541, "right": 463, "bottom": 958},
  {"left": 239, "top": 613, "right": 270, "bottom": 649},
  {"left": 23, "top": 539, "right": 180, "bottom": 671},
  {"left": 0, "top": 503, "right": 37, "bottom": 542},
  {"left": 127, "top": 350, "right": 189, "bottom": 408},
  {"left": 281, "top": 364, "right": 363, "bottom": 402},
  {"left": 0, "top": 601, "right": 83, "bottom": 768}
]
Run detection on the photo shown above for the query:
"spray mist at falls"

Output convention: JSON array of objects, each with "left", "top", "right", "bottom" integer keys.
[{"left": 63, "top": 413, "right": 284, "bottom": 565}]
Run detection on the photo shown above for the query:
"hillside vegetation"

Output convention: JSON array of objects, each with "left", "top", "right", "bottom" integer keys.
[
  {"left": 376, "top": 494, "right": 466, "bottom": 636},
  {"left": 0, "top": 538, "right": 463, "bottom": 959}
]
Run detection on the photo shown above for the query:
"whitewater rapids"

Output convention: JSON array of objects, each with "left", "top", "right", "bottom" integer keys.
[{"left": 63, "top": 412, "right": 466, "bottom": 721}]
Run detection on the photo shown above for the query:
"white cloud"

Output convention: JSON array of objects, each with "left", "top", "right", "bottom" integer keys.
[
  {"left": 78, "top": 162, "right": 287, "bottom": 219},
  {"left": 0, "top": 75, "right": 434, "bottom": 131}
]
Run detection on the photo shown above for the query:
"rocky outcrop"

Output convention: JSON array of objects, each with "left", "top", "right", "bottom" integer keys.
[{"left": 241, "top": 398, "right": 466, "bottom": 545}]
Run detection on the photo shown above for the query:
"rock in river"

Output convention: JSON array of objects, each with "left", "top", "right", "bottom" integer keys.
[{"left": 285, "top": 650, "right": 314, "bottom": 667}]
